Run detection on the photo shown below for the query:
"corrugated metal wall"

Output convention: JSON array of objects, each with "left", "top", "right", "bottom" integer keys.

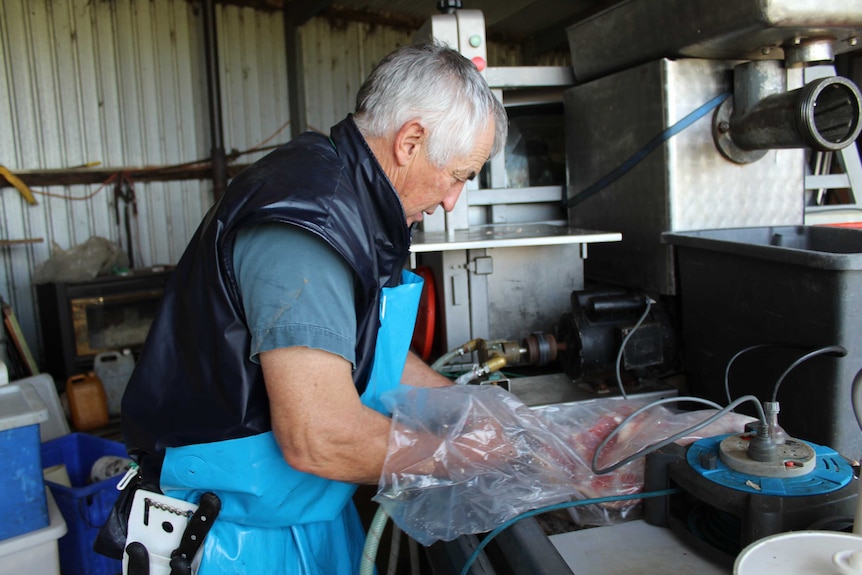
[
  {"left": 301, "top": 16, "right": 414, "bottom": 133},
  {"left": 0, "top": 0, "right": 539, "bottom": 371},
  {"left": 1, "top": 0, "right": 214, "bottom": 369}
]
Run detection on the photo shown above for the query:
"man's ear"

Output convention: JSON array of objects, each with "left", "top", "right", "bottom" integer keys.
[{"left": 394, "top": 120, "right": 427, "bottom": 166}]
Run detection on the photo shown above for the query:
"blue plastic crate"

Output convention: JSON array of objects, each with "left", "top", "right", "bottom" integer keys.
[
  {"left": 0, "top": 384, "right": 49, "bottom": 541},
  {"left": 41, "top": 433, "right": 128, "bottom": 575}
]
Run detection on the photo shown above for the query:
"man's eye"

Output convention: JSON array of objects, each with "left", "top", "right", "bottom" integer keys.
[{"left": 453, "top": 172, "right": 475, "bottom": 184}]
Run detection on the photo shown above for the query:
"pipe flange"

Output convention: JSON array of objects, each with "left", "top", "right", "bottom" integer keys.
[
  {"left": 523, "top": 332, "right": 558, "bottom": 366},
  {"left": 712, "top": 98, "right": 768, "bottom": 164},
  {"left": 784, "top": 39, "right": 835, "bottom": 68}
]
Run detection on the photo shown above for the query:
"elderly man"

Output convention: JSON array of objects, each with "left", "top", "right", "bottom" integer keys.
[{"left": 114, "top": 42, "right": 507, "bottom": 573}]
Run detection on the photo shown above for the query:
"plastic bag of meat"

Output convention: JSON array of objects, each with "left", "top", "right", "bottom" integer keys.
[
  {"left": 535, "top": 399, "right": 650, "bottom": 525},
  {"left": 537, "top": 399, "right": 757, "bottom": 526},
  {"left": 375, "top": 385, "right": 757, "bottom": 544},
  {"left": 374, "top": 384, "right": 583, "bottom": 545}
]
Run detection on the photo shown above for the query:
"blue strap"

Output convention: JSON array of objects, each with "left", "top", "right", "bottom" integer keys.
[
  {"left": 564, "top": 92, "right": 730, "bottom": 209},
  {"left": 360, "top": 269, "right": 423, "bottom": 414}
]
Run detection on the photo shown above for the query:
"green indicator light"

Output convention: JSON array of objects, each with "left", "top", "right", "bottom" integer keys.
[{"left": 469, "top": 35, "right": 482, "bottom": 48}]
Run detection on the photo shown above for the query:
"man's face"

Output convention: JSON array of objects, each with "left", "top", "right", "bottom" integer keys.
[{"left": 400, "top": 118, "right": 496, "bottom": 226}]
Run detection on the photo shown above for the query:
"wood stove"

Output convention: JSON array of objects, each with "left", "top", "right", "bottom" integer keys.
[{"left": 36, "top": 266, "right": 173, "bottom": 385}]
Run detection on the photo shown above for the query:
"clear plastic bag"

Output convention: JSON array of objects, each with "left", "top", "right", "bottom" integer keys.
[
  {"left": 375, "top": 385, "right": 757, "bottom": 544},
  {"left": 535, "top": 399, "right": 652, "bottom": 525},
  {"left": 33, "top": 236, "right": 128, "bottom": 284},
  {"left": 374, "top": 385, "right": 581, "bottom": 545},
  {"left": 537, "top": 400, "right": 756, "bottom": 526}
]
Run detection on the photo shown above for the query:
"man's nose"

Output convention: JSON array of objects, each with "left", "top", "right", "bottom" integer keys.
[{"left": 442, "top": 184, "right": 465, "bottom": 212}]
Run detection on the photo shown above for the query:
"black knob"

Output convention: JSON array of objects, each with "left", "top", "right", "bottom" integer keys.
[
  {"left": 437, "top": 0, "right": 462, "bottom": 14},
  {"left": 699, "top": 451, "right": 718, "bottom": 470}
]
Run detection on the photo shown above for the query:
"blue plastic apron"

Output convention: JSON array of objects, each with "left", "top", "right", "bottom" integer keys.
[{"left": 159, "top": 270, "right": 424, "bottom": 574}]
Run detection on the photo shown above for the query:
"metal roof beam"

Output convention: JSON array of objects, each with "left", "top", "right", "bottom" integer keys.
[{"left": 284, "top": 0, "right": 334, "bottom": 26}]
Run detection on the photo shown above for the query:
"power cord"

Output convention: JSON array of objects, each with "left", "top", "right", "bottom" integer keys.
[
  {"left": 770, "top": 344, "right": 847, "bottom": 402},
  {"left": 849, "top": 366, "right": 862, "bottom": 536},
  {"left": 723, "top": 343, "right": 809, "bottom": 405},
  {"left": 614, "top": 296, "right": 655, "bottom": 399},
  {"left": 851, "top": 367, "right": 862, "bottom": 433},
  {"left": 590, "top": 395, "right": 766, "bottom": 475},
  {"left": 723, "top": 342, "right": 847, "bottom": 405}
]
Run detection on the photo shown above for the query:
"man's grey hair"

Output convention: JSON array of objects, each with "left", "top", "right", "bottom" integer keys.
[{"left": 353, "top": 42, "right": 507, "bottom": 168}]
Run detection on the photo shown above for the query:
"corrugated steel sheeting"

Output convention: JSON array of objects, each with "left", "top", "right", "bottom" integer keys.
[
  {"left": 302, "top": 16, "right": 414, "bottom": 132},
  {"left": 0, "top": 0, "right": 536, "bottom": 370},
  {"left": 219, "top": 2, "right": 291, "bottom": 165},
  {"left": 0, "top": 0, "right": 215, "bottom": 367}
]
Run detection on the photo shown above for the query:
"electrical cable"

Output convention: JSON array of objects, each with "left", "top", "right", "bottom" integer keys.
[
  {"left": 563, "top": 92, "right": 730, "bottom": 209},
  {"left": 614, "top": 296, "right": 654, "bottom": 399},
  {"left": 18, "top": 120, "right": 321, "bottom": 203},
  {"left": 851, "top": 367, "right": 862, "bottom": 433},
  {"left": 31, "top": 171, "right": 120, "bottom": 201},
  {"left": 591, "top": 395, "right": 765, "bottom": 476},
  {"left": 408, "top": 537, "right": 421, "bottom": 575},
  {"left": 386, "top": 523, "right": 402, "bottom": 575},
  {"left": 375, "top": 346, "right": 853, "bottom": 573},
  {"left": 723, "top": 342, "right": 812, "bottom": 404},
  {"left": 770, "top": 344, "right": 847, "bottom": 402},
  {"left": 687, "top": 504, "right": 740, "bottom": 556},
  {"left": 457, "top": 488, "right": 681, "bottom": 575},
  {"left": 849, "top": 366, "right": 862, "bottom": 536}
]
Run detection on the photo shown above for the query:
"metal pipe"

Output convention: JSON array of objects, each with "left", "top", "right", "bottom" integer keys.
[
  {"left": 730, "top": 74, "right": 862, "bottom": 152},
  {"left": 202, "top": 0, "right": 227, "bottom": 201},
  {"left": 586, "top": 294, "right": 647, "bottom": 322},
  {"left": 0, "top": 163, "right": 252, "bottom": 188}
]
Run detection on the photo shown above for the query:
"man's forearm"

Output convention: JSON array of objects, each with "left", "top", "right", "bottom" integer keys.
[{"left": 401, "top": 351, "right": 453, "bottom": 388}]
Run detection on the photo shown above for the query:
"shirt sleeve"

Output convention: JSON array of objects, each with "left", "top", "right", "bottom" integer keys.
[{"left": 232, "top": 222, "right": 357, "bottom": 366}]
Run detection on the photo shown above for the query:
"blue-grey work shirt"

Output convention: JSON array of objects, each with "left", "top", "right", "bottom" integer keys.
[{"left": 233, "top": 223, "right": 358, "bottom": 367}]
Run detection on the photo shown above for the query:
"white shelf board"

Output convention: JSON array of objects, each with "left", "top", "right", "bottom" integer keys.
[{"left": 410, "top": 223, "right": 621, "bottom": 253}]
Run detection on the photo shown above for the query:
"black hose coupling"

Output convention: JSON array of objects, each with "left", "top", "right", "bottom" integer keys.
[{"left": 747, "top": 422, "right": 778, "bottom": 462}]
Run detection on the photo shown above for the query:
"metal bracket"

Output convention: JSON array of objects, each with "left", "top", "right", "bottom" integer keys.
[{"left": 469, "top": 255, "right": 493, "bottom": 275}]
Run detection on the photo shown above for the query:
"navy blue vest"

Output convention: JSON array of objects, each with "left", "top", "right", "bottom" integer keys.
[{"left": 121, "top": 117, "right": 411, "bottom": 475}]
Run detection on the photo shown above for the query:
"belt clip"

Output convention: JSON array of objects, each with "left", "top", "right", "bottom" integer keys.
[{"left": 117, "top": 462, "right": 140, "bottom": 491}]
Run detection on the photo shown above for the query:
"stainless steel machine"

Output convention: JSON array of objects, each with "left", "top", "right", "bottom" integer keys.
[{"left": 564, "top": 0, "right": 862, "bottom": 295}]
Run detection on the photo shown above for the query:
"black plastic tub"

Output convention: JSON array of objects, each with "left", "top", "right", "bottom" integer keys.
[{"left": 663, "top": 225, "right": 862, "bottom": 457}]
